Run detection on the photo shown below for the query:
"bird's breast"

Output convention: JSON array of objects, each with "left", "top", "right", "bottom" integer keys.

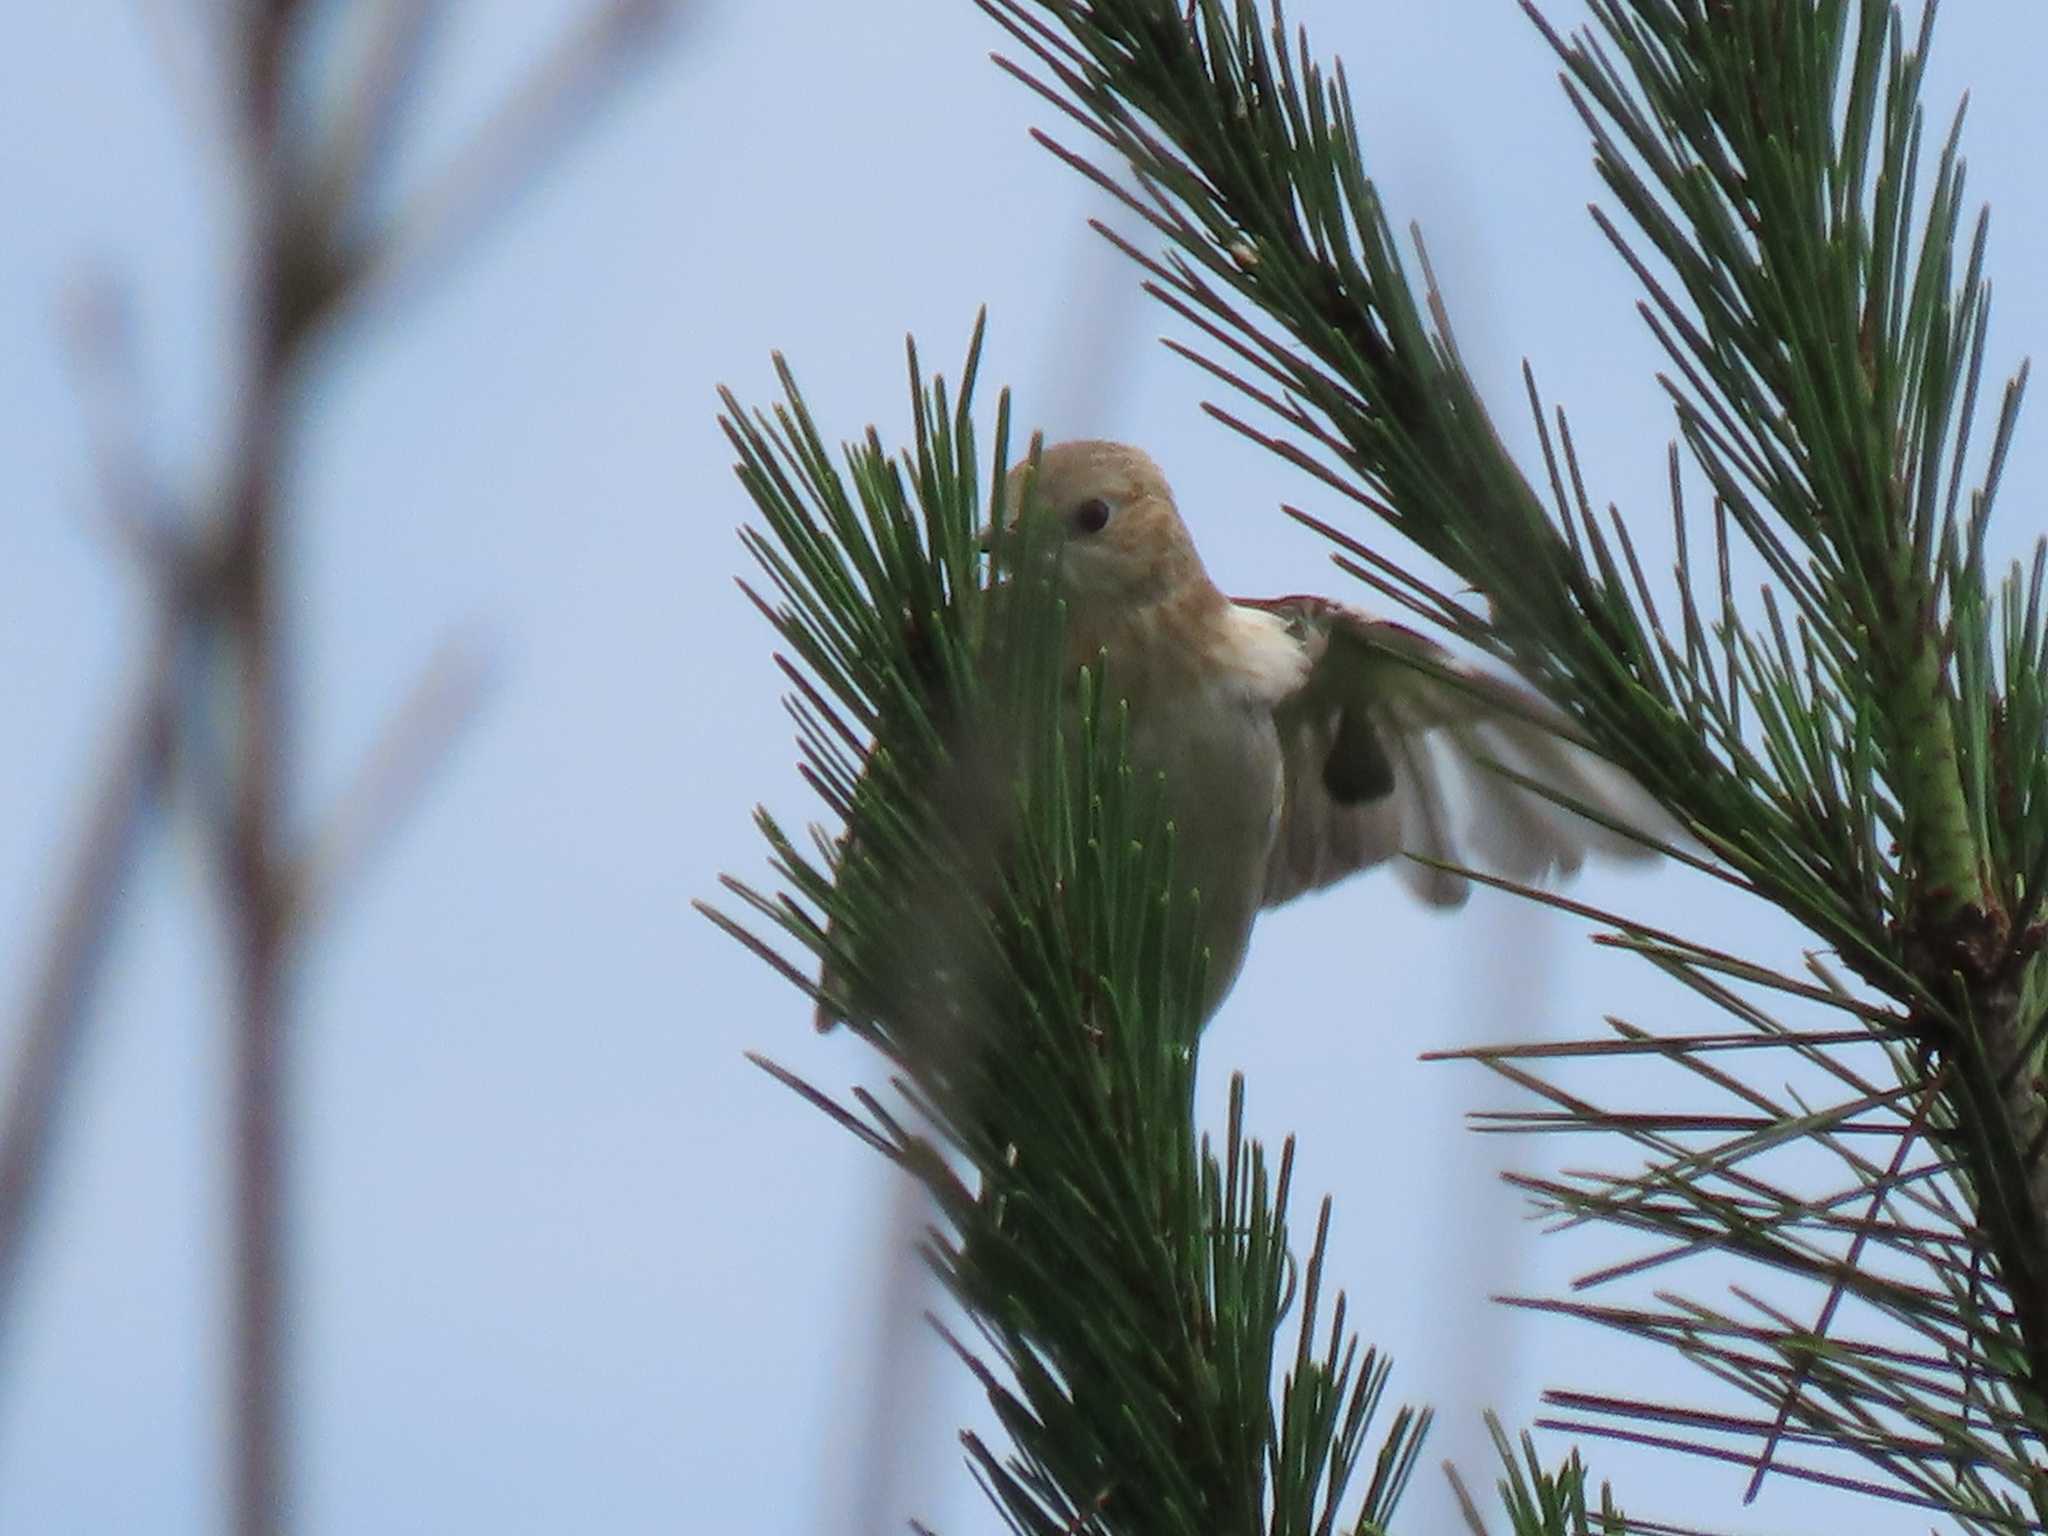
[
  {"left": 1070, "top": 592, "right": 1305, "bottom": 1019},
  {"left": 1125, "top": 688, "right": 1284, "bottom": 1013}
]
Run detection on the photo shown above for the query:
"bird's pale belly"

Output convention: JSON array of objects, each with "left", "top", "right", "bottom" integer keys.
[{"left": 1126, "top": 698, "right": 1284, "bottom": 1018}]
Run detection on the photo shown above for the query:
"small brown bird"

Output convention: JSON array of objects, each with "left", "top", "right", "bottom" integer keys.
[{"left": 816, "top": 439, "right": 1663, "bottom": 1028}]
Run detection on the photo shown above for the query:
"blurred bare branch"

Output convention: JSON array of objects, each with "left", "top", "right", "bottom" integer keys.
[
  {"left": 60, "top": 277, "right": 176, "bottom": 560},
  {"left": 0, "top": 274, "right": 202, "bottom": 1355},
  {"left": 218, "top": 11, "right": 307, "bottom": 1528},
  {"left": 7, "top": 4, "right": 680, "bottom": 1533},
  {"left": 0, "top": 624, "right": 176, "bottom": 1348},
  {"left": 130, "top": 0, "right": 228, "bottom": 152},
  {"left": 285, "top": 635, "right": 494, "bottom": 933},
  {"left": 351, "top": 0, "right": 678, "bottom": 314},
  {"left": 324, "top": 0, "right": 449, "bottom": 235}
]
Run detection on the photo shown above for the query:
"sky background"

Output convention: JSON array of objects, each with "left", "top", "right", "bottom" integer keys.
[{"left": 2, "top": 2, "right": 2046, "bottom": 1533}]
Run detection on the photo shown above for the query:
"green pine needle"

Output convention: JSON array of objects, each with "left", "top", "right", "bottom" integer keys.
[
  {"left": 980, "top": 0, "right": 2047, "bottom": 1527},
  {"left": 705, "top": 319, "right": 1433, "bottom": 1535}
]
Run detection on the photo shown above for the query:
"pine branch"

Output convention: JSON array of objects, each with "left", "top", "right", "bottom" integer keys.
[
  {"left": 705, "top": 321, "right": 1440, "bottom": 1535},
  {"left": 979, "top": 0, "right": 2047, "bottom": 1525},
  {"left": 1445, "top": 1413, "right": 1628, "bottom": 1536}
]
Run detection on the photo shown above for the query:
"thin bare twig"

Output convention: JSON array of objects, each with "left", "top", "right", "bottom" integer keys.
[
  {"left": 283, "top": 635, "right": 493, "bottom": 933},
  {"left": 0, "top": 269, "right": 197, "bottom": 1349},
  {"left": 130, "top": 0, "right": 227, "bottom": 152},
  {"left": 325, "top": 0, "right": 450, "bottom": 237},
  {"left": 0, "top": 629, "right": 176, "bottom": 1344},
  {"left": 349, "top": 0, "right": 678, "bottom": 313},
  {"left": 59, "top": 276, "right": 179, "bottom": 563}
]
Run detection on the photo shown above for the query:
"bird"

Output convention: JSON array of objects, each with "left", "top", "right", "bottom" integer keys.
[{"left": 813, "top": 439, "right": 1665, "bottom": 1030}]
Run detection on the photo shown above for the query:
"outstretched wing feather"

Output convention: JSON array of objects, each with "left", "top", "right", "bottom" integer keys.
[{"left": 1243, "top": 595, "right": 1662, "bottom": 911}]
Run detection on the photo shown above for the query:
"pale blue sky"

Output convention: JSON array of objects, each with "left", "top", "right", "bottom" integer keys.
[{"left": 2, "top": 3, "right": 2044, "bottom": 1533}]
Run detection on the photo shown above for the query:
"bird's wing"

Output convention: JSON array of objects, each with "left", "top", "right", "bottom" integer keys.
[{"left": 1240, "top": 595, "right": 1665, "bottom": 910}]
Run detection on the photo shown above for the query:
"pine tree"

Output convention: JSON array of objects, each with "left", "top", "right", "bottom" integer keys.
[{"left": 707, "top": 2, "right": 2044, "bottom": 1530}]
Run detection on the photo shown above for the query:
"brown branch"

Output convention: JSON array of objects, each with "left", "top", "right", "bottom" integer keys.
[
  {"left": 211, "top": 6, "right": 680, "bottom": 1527},
  {"left": 223, "top": 10, "right": 311, "bottom": 1532},
  {"left": 221, "top": 432, "right": 289, "bottom": 1536},
  {"left": 0, "top": 264, "right": 193, "bottom": 1356},
  {"left": 0, "top": 632, "right": 175, "bottom": 1341},
  {"left": 346, "top": 0, "right": 679, "bottom": 317},
  {"left": 324, "top": 0, "right": 449, "bottom": 235},
  {"left": 5, "top": 9, "right": 682, "bottom": 1532},
  {"left": 283, "top": 636, "right": 492, "bottom": 933}
]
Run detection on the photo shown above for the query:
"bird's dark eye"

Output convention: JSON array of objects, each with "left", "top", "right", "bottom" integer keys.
[{"left": 1069, "top": 497, "right": 1112, "bottom": 535}]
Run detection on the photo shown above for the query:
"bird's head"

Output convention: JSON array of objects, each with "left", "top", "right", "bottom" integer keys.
[{"left": 995, "top": 440, "right": 1211, "bottom": 611}]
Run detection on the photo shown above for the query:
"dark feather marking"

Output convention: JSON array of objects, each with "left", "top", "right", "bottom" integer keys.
[{"left": 1323, "top": 706, "right": 1394, "bottom": 803}]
